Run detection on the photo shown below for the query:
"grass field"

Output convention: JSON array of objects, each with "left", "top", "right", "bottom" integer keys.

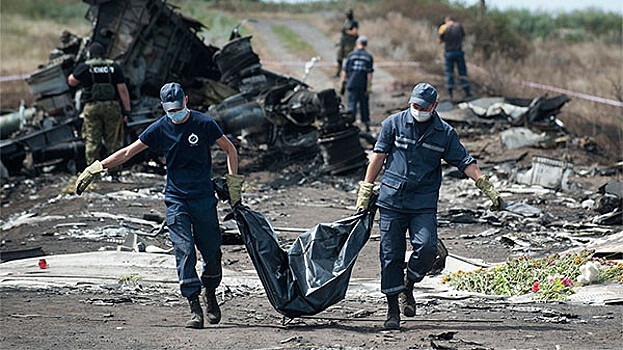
[{"left": 0, "top": 3, "right": 90, "bottom": 108}]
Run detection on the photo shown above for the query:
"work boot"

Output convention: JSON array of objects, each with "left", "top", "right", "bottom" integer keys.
[
  {"left": 447, "top": 88, "right": 453, "bottom": 101},
  {"left": 383, "top": 294, "right": 401, "bottom": 330},
  {"left": 364, "top": 122, "right": 370, "bottom": 133},
  {"left": 401, "top": 277, "right": 416, "bottom": 317},
  {"left": 185, "top": 296, "right": 204, "bottom": 329},
  {"left": 203, "top": 289, "right": 221, "bottom": 324}
]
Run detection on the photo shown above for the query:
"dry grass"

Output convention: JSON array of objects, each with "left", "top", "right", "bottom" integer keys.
[
  {"left": 319, "top": 10, "right": 622, "bottom": 159},
  {"left": 0, "top": 14, "right": 89, "bottom": 108},
  {"left": 473, "top": 40, "right": 623, "bottom": 156},
  {"left": 0, "top": 14, "right": 89, "bottom": 74},
  {"left": 363, "top": 13, "right": 441, "bottom": 63}
]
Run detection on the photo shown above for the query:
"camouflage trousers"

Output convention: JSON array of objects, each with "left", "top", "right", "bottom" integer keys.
[
  {"left": 81, "top": 101, "right": 123, "bottom": 165},
  {"left": 336, "top": 40, "right": 356, "bottom": 75}
]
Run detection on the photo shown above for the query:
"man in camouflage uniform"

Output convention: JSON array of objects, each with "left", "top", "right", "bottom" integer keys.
[
  {"left": 335, "top": 8, "right": 359, "bottom": 77},
  {"left": 68, "top": 42, "right": 131, "bottom": 167}
]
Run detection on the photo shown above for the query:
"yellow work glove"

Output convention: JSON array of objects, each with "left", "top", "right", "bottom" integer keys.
[
  {"left": 475, "top": 174, "right": 504, "bottom": 211},
  {"left": 365, "top": 80, "right": 372, "bottom": 96},
  {"left": 438, "top": 23, "right": 447, "bottom": 35},
  {"left": 355, "top": 181, "right": 375, "bottom": 212},
  {"left": 225, "top": 174, "right": 244, "bottom": 207},
  {"left": 76, "top": 160, "right": 105, "bottom": 195}
]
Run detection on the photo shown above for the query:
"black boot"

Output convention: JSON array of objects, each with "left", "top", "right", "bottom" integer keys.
[
  {"left": 384, "top": 294, "right": 401, "bottom": 330},
  {"left": 447, "top": 88, "right": 453, "bottom": 101},
  {"left": 401, "top": 277, "right": 416, "bottom": 317},
  {"left": 185, "top": 296, "right": 204, "bottom": 329},
  {"left": 335, "top": 59, "right": 343, "bottom": 77},
  {"left": 203, "top": 289, "right": 221, "bottom": 324}
]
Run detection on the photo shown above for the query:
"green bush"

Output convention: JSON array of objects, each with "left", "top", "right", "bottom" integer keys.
[
  {"left": 497, "top": 8, "right": 622, "bottom": 44},
  {"left": 467, "top": 10, "right": 530, "bottom": 61}
]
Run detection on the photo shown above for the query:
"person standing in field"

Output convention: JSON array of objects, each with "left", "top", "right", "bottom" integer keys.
[
  {"left": 336, "top": 8, "right": 359, "bottom": 77},
  {"left": 438, "top": 16, "right": 472, "bottom": 100},
  {"left": 68, "top": 42, "right": 132, "bottom": 171},
  {"left": 341, "top": 35, "right": 374, "bottom": 132}
]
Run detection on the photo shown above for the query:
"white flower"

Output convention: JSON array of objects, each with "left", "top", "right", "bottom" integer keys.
[
  {"left": 578, "top": 262, "right": 600, "bottom": 285},
  {"left": 576, "top": 275, "right": 590, "bottom": 285}
]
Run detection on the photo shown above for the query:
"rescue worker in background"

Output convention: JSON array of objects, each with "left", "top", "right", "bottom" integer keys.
[
  {"left": 438, "top": 16, "right": 472, "bottom": 100},
  {"left": 75, "top": 82, "right": 244, "bottom": 329},
  {"left": 355, "top": 83, "right": 503, "bottom": 330},
  {"left": 335, "top": 8, "right": 358, "bottom": 77},
  {"left": 68, "top": 42, "right": 131, "bottom": 169},
  {"left": 341, "top": 36, "right": 374, "bottom": 132}
]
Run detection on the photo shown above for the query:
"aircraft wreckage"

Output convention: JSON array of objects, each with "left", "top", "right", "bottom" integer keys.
[{"left": 0, "top": 0, "right": 367, "bottom": 178}]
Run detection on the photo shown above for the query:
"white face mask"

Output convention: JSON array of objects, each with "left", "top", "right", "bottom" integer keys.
[{"left": 410, "top": 106, "right": 432, "bottom": 122}]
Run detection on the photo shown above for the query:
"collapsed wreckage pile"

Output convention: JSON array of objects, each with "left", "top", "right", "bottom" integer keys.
[{"left": 0, "top": 0, "right": 366, "bottom": 179}]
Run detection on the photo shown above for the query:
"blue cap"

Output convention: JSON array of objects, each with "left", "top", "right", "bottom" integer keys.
[
  {"left": 408, "top": 83, "right": 437, "bottom": 109},
  {"left": 160, "top": 82, "right": 185, "bottom": 112}
]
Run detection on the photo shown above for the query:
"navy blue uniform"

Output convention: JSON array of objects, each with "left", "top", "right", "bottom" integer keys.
[
  {"left": 140, "top": 110, "right": 224, "bottom": 297},
  {"left": 374, "top": 109, "right": 475, "bottom": 294},
  {"left": 343, "top": 48, "right": 374, "bottom": 124}
]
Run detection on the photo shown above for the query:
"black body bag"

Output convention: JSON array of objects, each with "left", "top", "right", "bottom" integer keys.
[{"left": 214, "top": 177, "right": 376, "bottom": 318}]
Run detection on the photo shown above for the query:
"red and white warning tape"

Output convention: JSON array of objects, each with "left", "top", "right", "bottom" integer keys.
[
  {"left": 263, "top": 59, "right": 623, "bottom": 108},
  {"left": 0, "top": 73, "right": 31, "bottom": 83},
  {"left": 3, "top": 60, "right": 621, "bottom": 107},
  {"left": 465, "top": 62, "right": 623, "bottom": 107},
  {"left": 513, "top": 79, "right": 623, "bottom": 107}
]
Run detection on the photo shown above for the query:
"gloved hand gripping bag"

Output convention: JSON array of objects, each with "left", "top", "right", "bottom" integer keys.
[{"left": 214, "top": 176, "right": 378, "bottom": 318}]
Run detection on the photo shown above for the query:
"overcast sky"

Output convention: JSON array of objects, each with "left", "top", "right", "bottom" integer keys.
[{"left": 456, "top": 0, "right": 622, "bottom": 14}]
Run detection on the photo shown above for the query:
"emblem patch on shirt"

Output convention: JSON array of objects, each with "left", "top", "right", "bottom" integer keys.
[{"left": 188, "top": 133, "right": 199, "bottom": 146}]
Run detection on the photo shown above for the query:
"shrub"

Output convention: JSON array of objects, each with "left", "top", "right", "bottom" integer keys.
[{"left": 467, "top": 10, "right": 531, "bottom": 61}]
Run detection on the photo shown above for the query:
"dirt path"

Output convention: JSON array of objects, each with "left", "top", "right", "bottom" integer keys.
[
  {"left": 274, "top": 19, "right": 397, "bottom": 97},
  {"left": 249, "top": 18, "right": 405, "bottom": 125},
  {"left": 250, "top": 19, "right": 333, "bottom": 91}
]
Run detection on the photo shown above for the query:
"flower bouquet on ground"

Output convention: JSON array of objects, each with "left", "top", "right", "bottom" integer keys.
[{"left": 443, "top": 249, "right": 623, "bottom": 301}]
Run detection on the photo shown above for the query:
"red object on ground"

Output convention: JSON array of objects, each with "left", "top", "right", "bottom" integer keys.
[{"left": 38, "top": 259, "right": 47, "bottom": 269}]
